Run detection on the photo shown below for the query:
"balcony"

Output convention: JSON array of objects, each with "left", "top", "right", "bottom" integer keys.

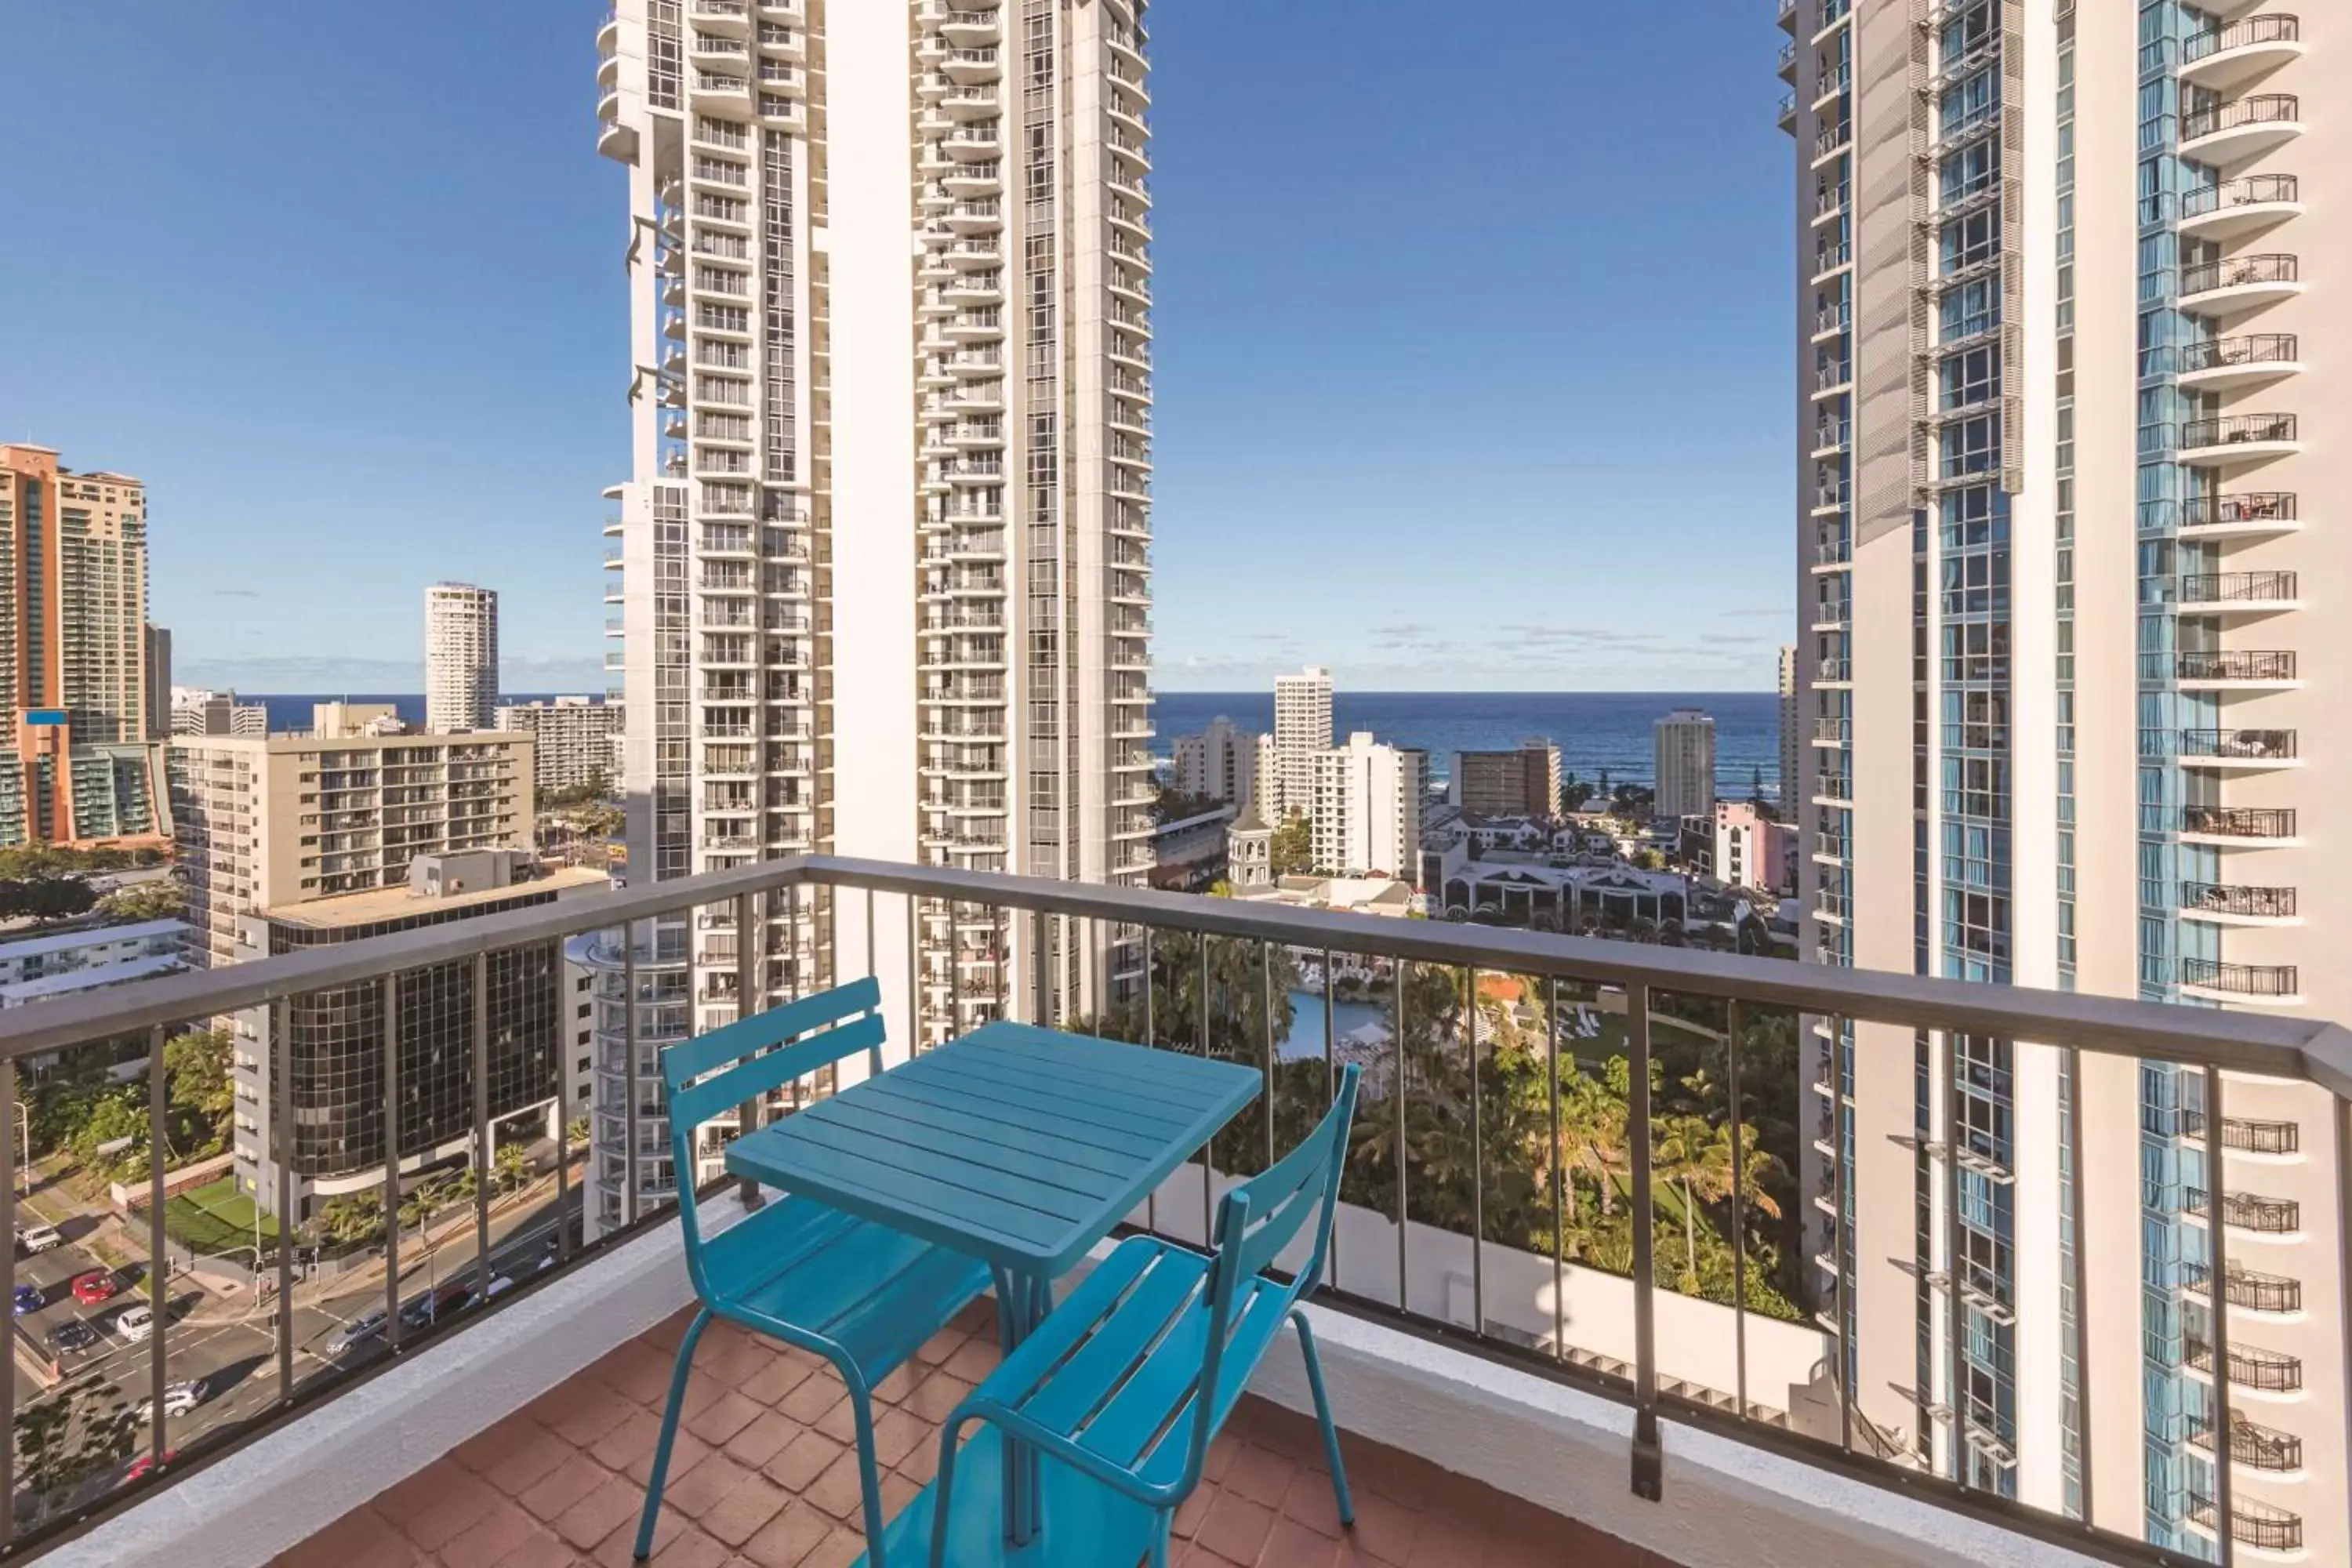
[
  {"left": 2187, "top": 1185, "right": 2302, "bottom": 1236},
  {"left": 2177, "top": 412, "right": 2299, "bottom": 469},
  {"left": 2183, "top": 1107, "right": 2302, "bottom": 1157},
  {"left": 2178, "top": 252, "right": 2302, "bottom": 317},
  {"left": 2174, "top": 569, "right": 2299, "bottom": 616},
  {"left": 2180, "top": 1260, "right": 2303, "bottom": 1317},
  {"left": 2179, "top": 93, "right": 2302, "bottom": 168},
  {"left": 2187, "top": 1492, "right": 2304, "bottom": 1556},
  {"left": 2172, "top": 648, "right": 2296, "bottom": 687},
  {"left": 2180, "top": 957, "right": 2303, "bottom": 1006},
  {"left": 2176, "top": 332, "right": 2300, "bottom": 390},
  {"left": 2180, "top": 804, "right": 2298, "bottom": 844},
  {"left": 2172, "top": 727, "right": 2298, "bottom": 769},
  {"left": 2180, "top": 881, "right": 2298, "bottom": 924},
  {"left": 2178, "top": 174, "right": 2301, "bottom": 241},
  {"left": 2180, "top": 14, "right": 2302, "bottom": 89},
  {"left": 2186, "top": 1335, "right": 2303, "bottom": 1394},
  {"left": 2180, "top": 489, "right": 2299, "bottom": 539},
  {"left": 27, "top": 855, "right": 2352, "bottom": 1568}
]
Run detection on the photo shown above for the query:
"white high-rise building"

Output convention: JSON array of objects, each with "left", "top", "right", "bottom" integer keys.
[
  {"left": 1777, "top": 644, "right": 1798, "bottom": 813},
  {"left": 1273, "top": 665, "right": 1334, "bottom": 819},
  {"left": 496, "top": 697, "right": 622, "bottom": 793},
  {"left": 1653, "top": 708, "right": 1716, "bottom": 822},
  {"left": 424, "top": 583, "right": 499, "bottom": 735},
  {"left": 1171, "top": 717, "right": 1258, "bottom": 808},
  {"left": 1310, "top": 732, "right": 1419, "bottom": 880},
  {"left": 1784, "top": 0, "right": 2343, "bottom": 1553},
  {"left": 590, "top": 0, "right": 1154, "bottom": 1233}
]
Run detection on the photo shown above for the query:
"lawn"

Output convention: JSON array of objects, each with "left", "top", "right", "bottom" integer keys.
[{"left": 160, "top": 1176, "right": 279, "bottom": 1257}]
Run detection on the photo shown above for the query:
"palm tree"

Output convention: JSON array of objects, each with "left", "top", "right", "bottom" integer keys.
[
  {"left": 1690, "top": 1122, "right": 1787, "bottom": 1256},
  {"left": 1652, "top": 1114, "right": 1717, "bottom": 1288}
]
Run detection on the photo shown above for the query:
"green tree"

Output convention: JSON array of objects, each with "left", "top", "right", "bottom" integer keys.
[
  {"left": 1559, "top": 772, "right": 1595, "bottom": 814},
  {"left": 14, "top": 1372, "right": 140, "bottom": 1523},
  {"left": 162, "top": 1025, "right": 236, "bottom": 1157},
  {"left": 319, "top": 1192, "right": 386, "bottom": 1247},
  {"left": 97, "top": 877, "right": 182, "bottom": 924},
  {"left": 1269, "top": 811, "right": 1314, "bottom": 877},
  {"left": 67, "top": 1088, "right": 148, "bottom": 1178},
  {"left": 0, "top": 878, "right": 97, "bottom": 924},
  {"left": 1748, "top": 764, "right": 1766, "bottom": 805},
  {"left": 494, "top": 1141, "right": 530, "bottom": 1193}
]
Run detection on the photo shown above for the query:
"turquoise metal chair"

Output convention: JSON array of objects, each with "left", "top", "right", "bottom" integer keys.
[
  {"left": 927, "top": 1065, "right": 1363, "bottom": 1568},
  {"left": 634, "top": 978, "right": 989, "bottom": 1563}
]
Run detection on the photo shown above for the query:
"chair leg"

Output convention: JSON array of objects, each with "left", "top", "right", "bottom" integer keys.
[
  {"left": 1292, "top": 1307, "right": 1355, "bottom": 1526},
  {"left": 634, "top": 1306, "right": 714, "bottom": 1560},
  {"left": 843, "top": 1374, "right": 892, "bottom": 1568},
  {"left": 1149, "top": 1508, "right": 1173, "bottom": 1568}
]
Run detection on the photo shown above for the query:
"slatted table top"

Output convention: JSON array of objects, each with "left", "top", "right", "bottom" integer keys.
[{"left": 724, "top": 1021, "right": 1261, "bottom": 1277}]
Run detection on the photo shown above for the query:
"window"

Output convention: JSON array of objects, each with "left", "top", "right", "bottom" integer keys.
[
  {"left": 1941, "top": 205, "right": 1998, "bottom": 273},
  {"left": 1940, "top": 415, "right": 1999, "bottom": 479},
  {"left": 1940, "top": 276, "right": 2000, "bottom": 342},
  {"left": 1940, "top": 138, "right": 1998, "bottom": 204},
  {"left": 1940, "top": 346, "right": 1998, "bottom": 411}
]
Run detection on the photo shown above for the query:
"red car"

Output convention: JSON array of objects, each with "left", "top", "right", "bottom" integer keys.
[
  {"left": 125, "top": 1450, "right": 174, "bottom": 1482},
  {"left": 70, "top": 1272, "right": 117, "bottom": 1305}
]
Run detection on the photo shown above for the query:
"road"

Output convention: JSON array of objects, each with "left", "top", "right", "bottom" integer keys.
[{"left": 10, "top": 1175, "right": 583, "bottom": 1520}]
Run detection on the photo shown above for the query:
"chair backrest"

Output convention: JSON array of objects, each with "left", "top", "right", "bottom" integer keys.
[
  {"left": 1178, "top": 1064, "right": 1362, "bottom": 1491},
  {"left": 662, "top": 977, "right": 887, "bottom": 1291}
]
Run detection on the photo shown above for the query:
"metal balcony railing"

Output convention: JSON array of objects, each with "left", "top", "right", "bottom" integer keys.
[
  {"left": 2172, "top": 727, "right": 2296, "bottom": 761},
  {"left": 2180, "top": 93, "right": 2299, "bottom": 143},
  {"left": 2184, "top": 13, "right": 2299, "bottom": 63},
  {"left": 2180, "top": 1258, "right": 2303, "bottom": 1316},
  {"left": 2180, "top": 173, "right": 2297, "bottom": 219},
  {"left": 2169, "top": 649, "right": 2294, "bottom": 682},
  {"left": 2181, "top": 1107, "right": 2301, "bottom": 1155},
  {"left": 2176, "top": 333, "right": 2297, "bottom": 374},
  {"left": 12, "top": 855, "right": 2352, "bottom": 1565},
  {"left": 2182, "top": 804, "right": 2297, "bottom": 840},
  {"left": 2187, "top": 1492, "right": 2304, "bottom": 1553},
  {"left": 2186, "top": 1336, "right": 2302, "bottom": 1392},
  {"left": 2179, "top": 252, "right": 2296, "bottom": 296},
  {"left": 2176, "top": 570, "right": 2296, "bottom": 604},
  {"left": 2180, "top": 958, "right": 2299, "bottom": 998},
  {"left": 2179, "top": 881, "right": 2296, "bottom": 920},
  {"left": 2179, "top": 412, "right": 2296, "bottom": 450}
]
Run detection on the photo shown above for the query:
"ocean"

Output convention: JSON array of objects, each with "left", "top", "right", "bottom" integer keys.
[
  {"left": 1152, "top": 690, "right": 1783, "bottom": 802},
  {"left": 250, "top": 694, "right": 584, "bottom": 733},
  {"left": 252, "top": 688, "right": 1783, "bottom": 801}
]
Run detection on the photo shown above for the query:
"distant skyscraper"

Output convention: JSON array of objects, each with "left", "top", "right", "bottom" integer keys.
[
  {"left": 1774, "top": 644, "right": 1798, "bottom": 815},
  {"left": 0, "top": 445, "right": 165, "bottom": 846},
  {"left": 1273, "top": 666, "right": 1334, "bottom": 818},
  {"left": 496, "top": 697, "right": 621, "bottom": 793},
  {"left": 1171, "top": 717, "right": 1258, "bottom": 808},
  {"left": 143, "top": 626, "right": 171, "bottom": 742},
  {"left": 1653, "top": 709, "right": 1716, "bottom": 822},
  {"left": 1310, "top": 733, "right": 1420, "bottom": 879},
  {"left": 425, "top": 583, "right": 499, "bottom": 734}
]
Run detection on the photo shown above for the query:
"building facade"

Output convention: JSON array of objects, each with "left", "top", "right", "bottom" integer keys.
[
  {"left": 143, "top": 626, "right": 171, "bottom": 742},
  {"left": 1777, "top": 643, "right": 1799, "bottom": 813},
  {"left": 495, "top": 696, "right": 621, "bottom": 793},
  {"left": 1783, "top": 0, "right": 2342, "bottom": 1554},
  {"left": 1171, "top": 716, "right": 1258, "bottom": 807},
  {"left": 171, "top": 688, "right": 267, "bottom": 738},
  {"left": 592, "top": 0, "right": 1154, "bottom": 1232},
  {"left": 0, "top": 918, "right": 187, "bottom": 1008},
  {"left": 169, "top": 730, "right": 535, "bottom": 971},
  {"left": 1309, "top": 732, "right": 1420, "bottom": 880},
  {"left": 1453, "top": 738, "right": 1563, "bottom": 819},
  {"left": 1272, "top": 665, "right": 1334, "bottom": 818},
  {"left": 1653, "top": 708, "right": 1718, "bottom": 822},
  {"left": 424, "top": 583, "right": 499, "bottom": 735},
  {"left": 230, "top": 852, "right": 605, "bottom": 1221},
  {"left": 0, "top": 445, "right": 166, "bottom": 846}
]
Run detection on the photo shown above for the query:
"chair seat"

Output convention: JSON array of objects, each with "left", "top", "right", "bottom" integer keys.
[
  {"left": 705, "top": 1194, "right": 989, "bottom": 1378},
  {"left": 965, "top": 1236, "right": 1291, "bottom": 1483}
]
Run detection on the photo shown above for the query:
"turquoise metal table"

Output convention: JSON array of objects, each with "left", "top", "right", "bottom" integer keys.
[{"left": 721, "top": 1020, "right": 1261, "bottom": 1566}]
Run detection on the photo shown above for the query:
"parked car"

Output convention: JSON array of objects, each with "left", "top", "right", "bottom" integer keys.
[
  {"left": 12, "top": 1284, "right": 43, "bottom": 1316},
  {"left": 397, "top": 1283, "right": 474, "bottom": 1330},
  {"left": 325, "top": 1309, "right": 387, "bottom": 1357},
  {"left": 114, "top": 1304, "right": 155, "bottom": 1342},
  {"left": 71, "top": 1271, "right": 117, "bottom": 1305},
  {"left": 136, "top": 1381, "right": 206, "bottom": 1422},
  {"left": 16, "top": 1224, "right": 63, "bottom": 1255},
  {"left": 46, "top": 1319, "right": 99, "bottom": 1354},
  {"left": 125, "top": 1450, "right": 174, "bottom": 1482}
]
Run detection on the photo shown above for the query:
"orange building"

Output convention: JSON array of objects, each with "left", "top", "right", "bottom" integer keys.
[{"left": 0, "top": 445, "right": 167, "bottom": 847}]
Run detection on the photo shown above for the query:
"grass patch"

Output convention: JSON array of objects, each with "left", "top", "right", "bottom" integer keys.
[{"left": 160, "top": 1176, "right": 279, "bottom": 1257}]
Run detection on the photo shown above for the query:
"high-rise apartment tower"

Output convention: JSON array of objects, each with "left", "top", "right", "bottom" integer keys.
[
  {"left": 425, "top": 583, "right": 499, "bottom": 734},
  {"left": 1653, "top": 708, "right": 1718, "bottom": 822},
  {"left": 1272, "top": 665, "right": 1334, "bottom": 818},
  {"left": 1783, "top": 0, "right": 2343, "bottom": 1553},
  {"left": 591, "top": 0, "right": 1154, "bottom": 1231}
]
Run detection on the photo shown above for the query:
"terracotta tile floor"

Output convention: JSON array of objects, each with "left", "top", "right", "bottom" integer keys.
[{"left": 274, "top": 1301, "right": 1667, "bottom": 1568}]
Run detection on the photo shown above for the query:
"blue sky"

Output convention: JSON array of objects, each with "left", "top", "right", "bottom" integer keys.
[{"left": 0, "top": 0, "right": 1792, "bottom": 695}]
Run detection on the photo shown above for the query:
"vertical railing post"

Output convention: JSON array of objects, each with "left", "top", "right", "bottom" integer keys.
[
  {"left": 1466, "top": 967, "right": 1483, "bottom": 1339},
  {"left": 1726, "top": 1000, "right": 1748, "bottom": 1420},
  {"left": 551, "top": 938, "right": 572, "bottom": 1265},
  {"left": 2065, "top": 1045, "right": 2090, "bottom": 1523},
  {"left": 1261, "top": 942, "right": 1276, "bottom": 1171},
  {"left": 274, "top": 993, "right": 295, "bottom": 1384},
  {"left": 1547, "top": 975, "right": 1564, "bottom": 1363},
  {"left": 735, "top": 890, "right": 762, "bottom": 1209},
  {"left": 471, "top": 951, "right": 493, "bottom": 1305},
  {"left": 996, "top": 903, "right": 1010, "bottom": 1023},
  {"left": 0, "top": 1054, "right": 16, "bottom": 1541},
  {"left": 1627, "top": 982, "right": 1662, "bottom": 1500},
  {"left": 1392, "top": 958, "right": 1407, "bottom": 1314},
  {"left": 1944, "top": 1030, "right": 1964, "bottom": 1486},
  {"left": 147, "top": 1024, "right": 169, "bottom": 1455},
  {"left": 2204, "top": 1063, "right": 2235, "bottom": 1568},
  {"left": 1323, "top": 946, "right": 1338, "bottom": 1285},
  {"left": 623, "top": 926, "right": 641, "bottom": 1227},
  {"left": 906, "top": 894, "right": 921, "bottom": 1052},
  {"left": 1142, "top": 925, "right": 1156, "bottom": 1236},
  {"left": 1199, "top": 935, "right": 1213, "bottom": 1240},
  {"left": 381, "top": 982, "right": 401, "bottom": 1354},
  {"left": 1033, "top": 908, "right": 1050, "bottom": 1028},
  {"left": 1830, "top": 1014, "right": 1851, "bottom": 1456}
]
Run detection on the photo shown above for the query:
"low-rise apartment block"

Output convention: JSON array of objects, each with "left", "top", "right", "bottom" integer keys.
[
  {"left": 0, "top": 917, "right": 187, "bottom": 1008},
  {"left": 1169, "top": 717, "right": 1258, "bottom": 808},
  {"left": 170, "top": 688, "right": 267, "bottom": 738},
  {"left": 1451, "top": 738, "right": 1563, "bottom": 819},
  {"left": 495, "top": 697, "right": 619, "bottom": 793}
]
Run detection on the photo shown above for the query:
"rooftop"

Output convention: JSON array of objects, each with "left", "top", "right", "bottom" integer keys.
[
  {"left": 0, "top": 918, "right": 187, "bottom": 961},
  {"left": 257, "top": 864, "right": 608, "bottom": 929}
]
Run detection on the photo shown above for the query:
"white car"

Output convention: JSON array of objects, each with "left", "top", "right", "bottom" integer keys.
[
  {"left": 114, "top": 1305, "right": 155, "bottom": 1343},
  {"left": 136, "top": 1381, "right": 205, "bottom": 1422},
  {"left": 16, "top": 1225, "right": 62, "bottom": 1255}
]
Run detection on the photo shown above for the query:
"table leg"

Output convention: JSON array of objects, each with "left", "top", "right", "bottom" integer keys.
[{"left": 996, "top": 1269, "right": 1054, "bottom": 1548}]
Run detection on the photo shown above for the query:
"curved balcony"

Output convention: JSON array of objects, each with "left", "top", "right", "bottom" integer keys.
[
  {"left": 2172, "top": 648, "right": 2297, "bottom": 688},
  {"left": 2180, "top": 804, "right": 2298, "bottom": 845},
  {"left": 2189, "top": 1415, "right": 2306, "bottom": 1487},
  {"left": 2175, "top": 570, "right": 2299, "bottom": 617},
  {"left": 938, "top": 9, "right": 999, "bottom": 47},
  {"left": 2181, "top": 491, "right": 2299, "bottom": 539},
  {"left": 2187, "top": 1493, "right": 2304, "bottom": 1557},
  {"left": 2173, "top": 727, "right": 2299, "bottom": 770},
  {"left": 2181, "top": 15, "right": 2302, "bottom": 90},
  {"left": 2187, "top": 1335, "right": 2303, "bottom": 1396},
  {"left": 2181, "top": 1261, "right": 2304, "bottom": 1318},
  {"left": 2180, "top": 93, "right": 2301, "bottom": 169},
  {"left": 2180, "top": 174, "right": 2302, "bottom": 241},
  {"left": 2184, "top": 1109, "right": 2303, "bottom": 1158},
  {"left": 2178, "top": 333, "right": 2300, "bottom": 390},
  {"left": 2179, "top": 412, "right": 2299, "bottom": 469},
  {"left": 2180, "top": 252, "right": 2302, "bottom": 317},
  {"left": 2180, "top": 882, "right": 2299, "bottom": 925},
  {"left": 2180, "top": 958, "right": 2303, "bottom": 1007}
]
